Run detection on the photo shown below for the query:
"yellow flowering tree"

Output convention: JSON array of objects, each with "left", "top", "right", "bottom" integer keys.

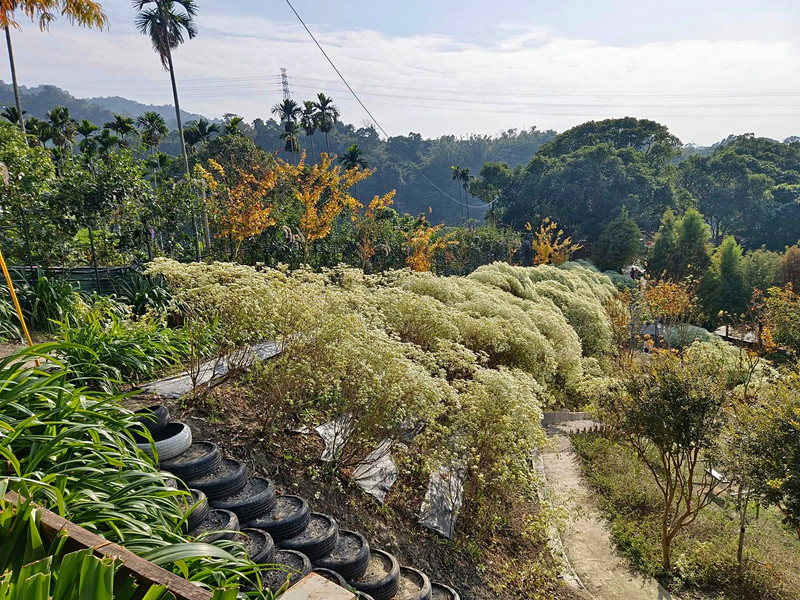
[
  {"left": 527, "top": 218, "right": 582, "bottom": 266},
  {"left": 406, "top": 215, "right": 451, "bottom": 272},
  {"left": 291, "top": 152, "right": 373, "bottom": 265},
  {"left": 351, "top": 190, "right": 396, "bottom": 271},
  {"left": 197, "top": 158, "right": 291, "bottom": 259}
]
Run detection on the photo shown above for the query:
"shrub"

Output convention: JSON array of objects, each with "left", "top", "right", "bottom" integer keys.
[
  {"left": 55, "top": 309, "right": 198, "bottom": 391},
  {"left": 11, "top": 273, "right": 82, "bottom": 332},
  {"left": 0, "top": 346, "right": 275, "bottom": 597}
]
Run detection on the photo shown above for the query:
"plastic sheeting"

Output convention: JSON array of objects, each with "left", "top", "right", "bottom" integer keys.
[
  {"left": 352, "top": 438, "right": 399, "bottom": 505},
  {"left": 418, "top": 463, "right": 465, "bottom": 539},
  {"left": 143, "top": 341, "right": 281, "bottom": 398},
  {"left": 314, "top": 414, "right": 354, "bottom": 462}
]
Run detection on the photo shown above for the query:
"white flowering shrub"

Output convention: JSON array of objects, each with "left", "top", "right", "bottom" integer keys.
[{"left": 149, "top": 258, "right": 620, "bottom": 540}]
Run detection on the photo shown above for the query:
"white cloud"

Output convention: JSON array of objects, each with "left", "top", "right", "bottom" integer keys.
[{"left": 6, "top": 13, "right": 800, "bottom": 145}]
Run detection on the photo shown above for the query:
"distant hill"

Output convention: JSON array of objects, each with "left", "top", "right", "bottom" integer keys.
[{"left": 0, "top": 81, "right": 206, "bottom": 128}]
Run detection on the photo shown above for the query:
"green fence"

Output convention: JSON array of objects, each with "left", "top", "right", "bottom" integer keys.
[{"left": 6, "top": 266, "right": 136, "bottom": 296}]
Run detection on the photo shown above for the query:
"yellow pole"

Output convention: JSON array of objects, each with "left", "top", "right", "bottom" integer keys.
[{"left": 0, "top": 249, "right": 37, "bottom": 357}]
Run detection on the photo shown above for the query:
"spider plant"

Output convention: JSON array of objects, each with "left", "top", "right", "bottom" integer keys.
[{"left": 0, "top": 346, "right": 283, "bottom": 598}]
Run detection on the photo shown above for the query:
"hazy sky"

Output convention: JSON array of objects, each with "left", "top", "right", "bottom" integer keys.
[{"left": 5, "top": 0, "right": 800, "bottom": 145}]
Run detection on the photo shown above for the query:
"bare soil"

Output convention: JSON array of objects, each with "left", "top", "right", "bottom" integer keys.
[
  {"left": 354, "top": 551, "right": 393, "bottom": 584},
  {"left": 189, "top": 458, "right": 240, "bottom": 484},
  {"left": 285, "top": 513, "right": 333, "bottom": 544},
  {"left": 326, "top": 531, "right": 365, "bottom": 560},
  {"left": 396, "top": 567, "right": 425, "bottom": 599},
  {"left": 126, "top": 385, "right": 590, "bottom": 600}
]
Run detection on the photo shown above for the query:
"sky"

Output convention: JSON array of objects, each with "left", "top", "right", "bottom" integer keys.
[{"left": 4, "top": 0, "right": 800, "bottom": 146}]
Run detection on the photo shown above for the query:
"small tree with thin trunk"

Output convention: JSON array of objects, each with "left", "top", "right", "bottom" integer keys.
[{"left": 598, "top": 346, "right": 734, "bottom": 573}]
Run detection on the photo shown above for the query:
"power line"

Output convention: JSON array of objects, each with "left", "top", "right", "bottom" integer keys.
[
  {"left": 290, "top": 76, "right": 800, "bottom": 99},
  {"left": 283, "top": 0, "right": 493, "bottom": 210}
]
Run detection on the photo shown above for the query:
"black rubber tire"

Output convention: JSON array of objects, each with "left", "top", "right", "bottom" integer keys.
[
  {"left": 266, "top": 549, "right": 312, "bottom": 591},
  {"left": 348, "top": 549, "right": 400, "bottom": 600},
  {"left": 246, "top": 495, "right": 310, "bottom": 542},
  {"left": 312, "top": 568, "right": 347, "bottom": 588},
  {"left": 313, "top": 529, "right": 370, "bottom": 580},
  {"left": 278, "top": 512, "right": 339, "bottom": 562},
  {"left": 356, "top": 594, "right": 375, "bottom": 600},
  {"left": 135, "top": 405, "right": 169, "bottom": 434},
  {"left": 398, "top": 566, "right": 432, "bottom": 600},
  {"left": 189, "top": 508, "right": 239, "bottom": 542},
  {"left": 211, "top": 477, "right": 277, "bottom": 523},
  {"left": 186, "top": 458, "right": 247, "bottom": 501},
  {"left": 159, "top": 442, "right": 221, "bottom": 481},
  {"left": 239, "top": 528, "right": 276, "bottom": 564},
  {"left": 184, "top": 489, "right": 210, "bottom": 531},
  {"left": 431, "top": 582, "right": 460, "bottom": 600},
  {"left": 134, "top": 422, "right": 192, "bottom": 461}
]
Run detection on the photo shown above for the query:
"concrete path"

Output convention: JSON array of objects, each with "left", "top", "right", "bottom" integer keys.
[{"left": 541, "top": 421, "right": 674, "bottom": 600}]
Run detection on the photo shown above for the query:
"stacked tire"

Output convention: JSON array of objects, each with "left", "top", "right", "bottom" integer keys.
[{"left": 132, "top": 405, "right": 452, "bottom": 598}]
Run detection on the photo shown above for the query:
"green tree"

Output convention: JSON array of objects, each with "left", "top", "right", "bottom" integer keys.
[
  {"left": 134, "top": 0, "right": 198, "bottom": 177},
  {"left": 738, "top": 369, "right": 800, "bottom": 540},
  {"left": 699, "top": 236, "right": 747, "bottom": 324},
  {"left": 675, "top": 209, "right": 712, "bottom": 279},
  {"left": 313, "top": 92, "right": 339, "bottom": 155},
  {"left": 182, "top": 118, "right": 219, "bottom": 151},
  {"left": 2, "top": 0, "right": 107, "bottom": 132},
  {"left": 103, "top": 114, "right": 137, "bottom": 144},
  {"left": 223, "top": 115, "right": 244, "bottom": 136},
  {"left": 272, "top": 99, "right": 302, "bottom": 163},
  {"left": 76, "top": 118, "right": 98, "bottom": 139},
  {"left": 451, "top": 165, "right": 464, "bottom": 220},
  {"left": 742, "top": 246, "right": 782, "bottom": 298},
  {"left": 0, "top": 105, "right": 24, "bottom": 125},
  {"left": 598, "top": 345, "right": 735, "bottom": 573},
  {"left": 648, "top": 208, "right": 678, "bottom": 279},
  {"left": 781, "top": 244, "right": 800, "bottom": 292},
  {"left": 592, "top": 207, "right": 643, "bottom": 272},
  {"left": 300, "top": 100, "right": 318, "bottom": 161},
  {"left": 0, "top": 121, "right": 54, "bottom": 264},
  {"left": 136, "top": 111, "right": 168, "bottom": 155},
  {"left": 537, "top": 117, "right": 681, "bottom": 167},
  {"left": 339, "top": 144, "right": 368, "bottom": 200}
]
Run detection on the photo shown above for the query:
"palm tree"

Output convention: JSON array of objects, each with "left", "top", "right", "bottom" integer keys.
[
  {"left": 279, "top": 122, "right": 301, "bottom": 165},
  {"left": 223, "top": 115, "right": 244, "bottom": 135},
  {"left": 137, "top": 112, "right": 169, "bottom": 192},
  {"left": 312, "top": 93, "right": 339, "bottom": 155},
  {"left": 24, "top": 116, "right": 49, "bottom": 146},
  {"left": 2, "top": 1, "right": 107, "bottom": 132},
  {"left": 460, "top": 167, "right": 472, "bottom": 221},
  {"left": 103, "top": 114, "right": 138, "bottom": 146},
  {"left": 339, "top": 144, "right": 368, "bottom": 200},
  {"left": 272, "top": 98, "right": 301, "bottom": 130},
  {"left": 451, "top": 166, "right": 464, "bottom": 220},
  {"left": 1, "top": 105, "right": 24, "bottom": 124},
  {"left": 301, "top": 100, "right": 318, "bottom": 162},
  {"left": 96, "top": 128, "right": 121, "bottom": 157},
  {"left": 272, "top": 99, "right": 302, "bottom": 163},
  {"left": 136, "top": 111, "right": 168, "bottom": 154},
  {"left": 76, "top": 119, "right": 99, "bottom": 157},
  {"left": 46, "top": 106, "right": 76, "bottom": 150},
  {"left": 76, "top": 119, "right": 98, "bottom": 139},
  {"left": 134, "top": 0, "right": 197, "bottom": 178},
  {"left": 183, "top": 118, "right": 219, "bottom": 151}
]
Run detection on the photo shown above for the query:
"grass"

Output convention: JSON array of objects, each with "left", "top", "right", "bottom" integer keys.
[{"left": 570, "top": 432, "right": 800, "bottom": 600}]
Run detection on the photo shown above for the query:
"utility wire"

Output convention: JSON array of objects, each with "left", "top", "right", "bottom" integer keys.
[{"left": 283, "top": 0, "right": 493, "bottom": 210}]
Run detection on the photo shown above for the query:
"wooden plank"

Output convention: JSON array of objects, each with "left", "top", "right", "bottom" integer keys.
[
  {"left": 4, "top": 492, "right": 212, "bottom": 600},
  {"left": 280, "top": 574, "right": 356, "bottom": 600}
]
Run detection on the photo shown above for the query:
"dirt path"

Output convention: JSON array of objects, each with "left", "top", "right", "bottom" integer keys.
[{"left": 541, "top": 421, "right": 674, "bottom": 600}]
